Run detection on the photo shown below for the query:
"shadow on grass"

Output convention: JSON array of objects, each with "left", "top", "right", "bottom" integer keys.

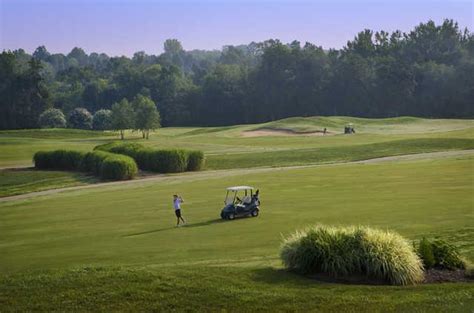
[
  {"left": 250, "top": 267, "right": 320, "bottom": 287},
  {"left": 123, "top": 218, "right": 225, "bottom": 237},
  {"left": 250, "top": 267, "right": 389, "bottom": 287}
]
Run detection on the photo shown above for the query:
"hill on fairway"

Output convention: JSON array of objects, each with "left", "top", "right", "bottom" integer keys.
[{"left": 0, "top": 117, "right": 473, "bottom": 311}]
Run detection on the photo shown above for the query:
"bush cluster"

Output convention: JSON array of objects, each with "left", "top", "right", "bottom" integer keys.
[
  {"left": 34, "top": 149, "right": 137, "bottom": 180},
  {"left": 68, "top": 108, "right": 93, "bottom": 130},
  {"left": 186, "top": 150, "right": 205, "bottom": 171},
  {"left": 280, "top": 225, "right": 424, "bottom": 285},
  {"left": 38, "top": 108, "right": 67, "bottom": 128},
  {"left": 416, "top": 238, "right": 465, "bottom": 270},
  {"left": 94, "top": 142, "right": 205, "bottom": 173},
  {"left": 92, "top": 109, "right": 113, "bottom": 130},
  {"left": 100, "top": 154, "right": 138, "bottom": 180},
  {"left": 34, "top": 150, "right": 86, "bottom": 171}
]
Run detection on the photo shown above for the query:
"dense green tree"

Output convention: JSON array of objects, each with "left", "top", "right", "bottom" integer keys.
[
  {"left": 1, "top": 19, "right": 472, "bottom": 130},
  {"left": 38, "top": 108, "right": 66, "bottom": 128},
  {"left": 0, "top": 54, "right": 49, "bottom": 129},
  {"left": 111, "top": 99, "right": 135, "bottom": 139},
  {"left": 92, "top": 109, "right": 112, "bottom": 130},
  {"left": 132, "top": 95, "right": 161, "bottom": 139},
  {"left": 68, "top": 107, "right": 92, "bottom": 129}
]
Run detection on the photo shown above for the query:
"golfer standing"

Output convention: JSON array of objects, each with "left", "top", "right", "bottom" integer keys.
[{"left": 173, "top": 194, "right": 186, "bottom": 227}]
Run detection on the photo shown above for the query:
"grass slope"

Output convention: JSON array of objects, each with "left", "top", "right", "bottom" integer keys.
[
  {"left": 1, "top": 117, "right": 473, "bottom": 311},
  {"left": 1, "top": 266, "right": 473, "bottom": 312},
  {"left": 0, "top": 156, "right": 473, "bottom": 311},
  {"left": 1, "top": 156, "right": 472, "bottom": 273},
  {"left": 256, "top": 116, "right": 474, "bottom": 134},
  {"left": 0, "top": 169, "right": 98, "bottom": 197},
  {"left": 206, "top": 138, "right": 474, "bottom": 169},
  {"left": 0, "top": 117, "right": 472, "bottom": 168}
]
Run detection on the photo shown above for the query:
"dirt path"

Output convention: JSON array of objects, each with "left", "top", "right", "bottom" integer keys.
[{"left": 1, "top": 149, "right": 472, "bottom": 203}]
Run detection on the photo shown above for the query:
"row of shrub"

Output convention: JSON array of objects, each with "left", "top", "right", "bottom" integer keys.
[
  {"left": 280, "top": 225, "right": 424, "bottom": 285},
  {"left": 416, "top": 237, "right": 466, "bottom": 270},
  {"left": 94, "top": 142, "right": 205, "bottom": 173},
  {"left": 33, "top": 150, "right": 137, "bottom": 180},
  {"left": 38, "top": 107, "right": 114, "bottom": 130}
]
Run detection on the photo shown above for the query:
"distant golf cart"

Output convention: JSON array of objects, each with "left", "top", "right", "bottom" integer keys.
[
  {"left": 220, "top": 186, "right": 260, "bottom": 220},
  {"left": 344, "top": 123, "right": 356, "bottom": 134}
]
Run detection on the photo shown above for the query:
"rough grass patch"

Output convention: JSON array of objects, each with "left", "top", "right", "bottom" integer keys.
[{"left": 280, "top": 225, "right": 424, "bottom": 285}]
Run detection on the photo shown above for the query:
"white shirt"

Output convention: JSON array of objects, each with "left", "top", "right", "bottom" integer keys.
[{"left": 173, "top": 198, "right": 181, "bottom": 210}]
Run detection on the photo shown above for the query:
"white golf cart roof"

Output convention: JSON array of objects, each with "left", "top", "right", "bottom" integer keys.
[{"left": 227, "top": 186, "right": 254, "bottom": 191}]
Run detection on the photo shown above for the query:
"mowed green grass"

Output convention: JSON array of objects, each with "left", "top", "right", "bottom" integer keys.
[
  {"left": 0, "top": 168, "right": 98, "bottom": 197},
  {"left": 1, "top": 117, "right": 473, "bottom": 168},
  {"left": 255, "top": 116, "right": 474, "bottom": 134},
  {"left": 1, "top": 117, "right": 473, "bottom": 311},
  {"left": 1, "top": 155, "right": 473, "bottom": 311}
]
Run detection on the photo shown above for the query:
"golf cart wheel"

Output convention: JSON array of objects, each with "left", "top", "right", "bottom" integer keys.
[
  {"left": 251, "top": 209, "right": 259, "bottom": 217},
  {"left": 227, "top": 213, "right": 235, "bottom": 220}
]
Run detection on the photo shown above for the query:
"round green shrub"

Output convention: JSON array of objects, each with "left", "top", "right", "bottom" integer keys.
[
  {"left": 92, "top": 109, "right": 113, "bottom": 130},
  {"left": 146, "top": 149, "right": 187, "bottom": 173},
  {"left": 280, "top": 225, "right": 424, "bottom": 285},
  {"left": 33, "top": 151, "right": 52, "bottom": 169},
  {"left": 81, "top": 151, "right": 114, "bottom": 175},
  {"left": 94, "top": 142, "right": 204, "bottom": 173},
  {"left": 33, "top": 150, "right": 85, "bottom": 171},
  {"left": 68, "top": 107, "right": 93, "bottom": 130},
  {"left": 94, "top": 142, "right": 145, "bottom": 158},
  {"left": 38, "top": 108, "right": 67, "bottom": 128},
  {"left": 100, "top": 155, "right": 138, "bottom": 180},
  {"left": 133, "top": 148, "right": 154, "bottom": 170},
  {"left": 186, "top": 150, "right": 205, "bottom": 171}
]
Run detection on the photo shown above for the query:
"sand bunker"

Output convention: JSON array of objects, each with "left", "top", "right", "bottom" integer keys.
[{"left": 242, "top": 128, "right": 335, "bottom": 137}]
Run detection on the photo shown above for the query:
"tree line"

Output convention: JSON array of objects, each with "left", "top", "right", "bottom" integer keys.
[
  {"left": 38, "top": 94, "right": 160, "bottom": 139},
  {"left": 1, "top": 19, "right": 472, "bottom": 130}
]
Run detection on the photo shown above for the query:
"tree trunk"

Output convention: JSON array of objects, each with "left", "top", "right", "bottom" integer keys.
[{"left": 120, "top": 130, "right": 124, "bottom": 140}]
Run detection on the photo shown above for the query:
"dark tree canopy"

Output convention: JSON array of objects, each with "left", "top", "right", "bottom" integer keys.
[{"left": 0, "top": 19, "right": 472, "bottom": 130}]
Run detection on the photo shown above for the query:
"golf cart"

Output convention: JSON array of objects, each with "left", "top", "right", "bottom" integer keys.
[
  {"left": 220, "top": 186, "right": 260, "bottom": 220},
  {"left": 344, "top": 123, "right": 356, "bottom": 134}
]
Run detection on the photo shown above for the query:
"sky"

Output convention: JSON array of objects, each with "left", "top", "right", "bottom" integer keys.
[{"left": 1, "top": 0, "right": 473, "bottom": 56}]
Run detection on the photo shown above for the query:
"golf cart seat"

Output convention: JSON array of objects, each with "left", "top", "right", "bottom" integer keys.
[{"left": 241, "top": 196, "right": 251, "bottom": 204}]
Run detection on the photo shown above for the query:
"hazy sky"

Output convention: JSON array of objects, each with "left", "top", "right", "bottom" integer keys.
[{"left": 1, "top": 0, "right": 472, "bottom": 56}]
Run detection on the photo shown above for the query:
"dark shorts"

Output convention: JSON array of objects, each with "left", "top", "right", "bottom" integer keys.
[{"left": 175, "top": 209, "right": 181, "bottom": 218}]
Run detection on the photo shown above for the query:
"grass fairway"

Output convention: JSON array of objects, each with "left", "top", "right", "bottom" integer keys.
[
  {"left": 0, "top": 168, "right": 98, "bottom": 197},
  {"left": 1, "top": 117, "right": 473, "bottom": 168},
  {"left": 0, "top": 117, "right": 473, "bottom": 311},
  {"left": 1, "top": 154, "right": 473, "bottom": 311}
]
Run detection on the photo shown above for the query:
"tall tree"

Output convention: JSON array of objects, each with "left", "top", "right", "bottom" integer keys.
[
  {"left": 111, "top": 99, "right": 135, "bottom": 140},
  {"left": 132, "top": 95, "right": 161, "bottom": 139}
]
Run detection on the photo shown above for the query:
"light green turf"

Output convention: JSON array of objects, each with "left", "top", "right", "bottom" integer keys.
[
  {"left": 1, "top": 266, "right": 473, "bottom": 312},
  {"left": 255, "top": 116, "right": 474, "bottom": 134},
  {"left": 1, "top": 118, "right": 473, "bottom": 311},
  {"left": 0, "top": 168, "right": 98, "bottom": 197},
  {"left": 1, "top": 155, "right": 472, "bottom": 273},
  {"left": 1, "top": 117, "right": 473, "bottom": 167},
  {"left": 0, "top": 155, "right": 473, "bottom": 311}
]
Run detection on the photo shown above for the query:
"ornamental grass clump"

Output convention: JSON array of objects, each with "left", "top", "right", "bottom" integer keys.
[
  {"left": 415, "top": 238, "right": 466, "bottom": 270},
  {"left": 280, "top": 225, "right": 424, "bottom": 285}
]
